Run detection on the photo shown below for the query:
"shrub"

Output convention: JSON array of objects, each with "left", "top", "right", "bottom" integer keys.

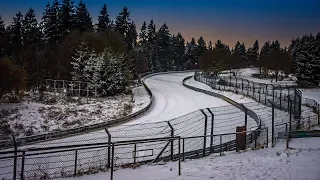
[{"left": 0, "top": 56, "right": 27, "bottom": 96}]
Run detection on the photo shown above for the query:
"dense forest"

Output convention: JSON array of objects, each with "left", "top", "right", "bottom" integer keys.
[{"left": 0, "top": 0, "right": 319, "bottom": 97}]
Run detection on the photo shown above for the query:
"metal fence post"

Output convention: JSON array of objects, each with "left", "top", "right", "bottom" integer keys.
[
  {"left": 246, "top": 80, "right": 249, "bottom": 96},
  {"left": 12, "top": 135, "right": 17, "bottom": 180},
  {"left": 220, "top": 135, "right": 222, "bottom": 156},
  {"left": 74, "top": 150, "right": 78, "bottom": 176},
  {"left": 265, "top": 85, "right": 267, "bottom": 105},
  {"left": 287, "top": 87, "right": 290, "bottom": 112},
  {"left": 272, "top": 85, "right": 275, "bottom": 104},
  {"left": 235, "top": 77, "right": 238, "bottom": 89},
  {"left": 110, "top": 143, "right": 115, "bottom": 180},
  {"left": 182, "top": 138, "right": 185, "bottom": 161},
  {"left": 270, "top": 100, "right": 275, "bottom": 147},
  {"left": 289, "top": 99, "right": 292, "bottom": 131},
  {"left": 266, "top": 127, "right": 269, "bottom": 148},
  {"left": 318, "top": 104, "right": 320, "bottom": 125},
  {"left": 200, "top": 109, "right": 208, "bottom": 157},
  {"left": 259, "top": 84, "right": 261, "bottom": 102},
  {"left": 242, "top": 79, "right": 244, "bottom": 93},
  {"left": 105, "top": 127, "right": 112, "bottom": 168},
  {"left": 206, "top": 108, "right": 214, "bottom": 154},
  {"left": 133, "top": 143, "right": 137, "bottom": 164},
  {"left": 20, "top": 151, "right": 25, "bottom": 180},
  {"left": 178, "top": 138, "right": 181, "bottom": 176},
  {"left": 279, "top": 86, "right": 282, "bottom": 109},
  {"left": 167, "top": 121, "right": 174, "bottom": 160}
]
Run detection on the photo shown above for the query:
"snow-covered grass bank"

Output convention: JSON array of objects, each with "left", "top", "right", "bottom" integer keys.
[
  {"left": 221, "top": 68, "right": 296, "bottom": 85},
  {"left": 0, "top": 86, "right": 150, "bottom": 138},
  {"left": 300, "top": 88, "right": 320, "bottom": 103},
  {"left": 54, "top": 138, "right": 320, "bottom": 180}
]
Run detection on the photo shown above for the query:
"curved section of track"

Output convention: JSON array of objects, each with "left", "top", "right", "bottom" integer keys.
[{"left": 22, "top": 72, "right": 230, "bottom": 148}]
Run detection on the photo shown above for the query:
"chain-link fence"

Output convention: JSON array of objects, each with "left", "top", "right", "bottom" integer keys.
[
  {"left": 0, "top": 127, "right": 268, "bottom": 180},
  {"left": 195, "top": 71, "right": 303, "bottom": 122}
]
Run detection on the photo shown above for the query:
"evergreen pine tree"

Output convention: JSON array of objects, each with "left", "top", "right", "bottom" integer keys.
[
  {"left": 155, "top": 23, "right": 171, "bottom": 71},
  {"left": 8, "top": 11, "right": 24, "bottom": 65},
  {"left": 197, "top": 36, "right": 206, "bottom": 58},
  {"left": 41, "top": 1, "right": 63, "bottom": 42},
  {"left": 258, "top": 41, "right": 271, "bottom": 76},
  {"left": 126, "top": 21, "right": 137, "bottom": 50},
  {"left": 96, "top": 4, "right": 110, "bottom": 32},
  {"left": 139, "top": 21, "right": 147, "bottom": 46},
  {"left": 75, "top": 0, "right": 93, "bottom": 33},
  {"left": 61, "top": 0, "right": 76, "bottom": 35},
  {"left": 115, "top": 7, "right": 130, "bottom": 36},
  {"left": 208, "top": 40, "right": 213, "bottom": 51},
  {"left": 22, "top": 8, "right": 41, "bottom": 46},
  {"left": 146, "top": 20, "right": 156, "bottom": 71},
  {"left": 171, "top": 33, "right": 185, "bottom": 70},
  {"left": 0, "top": 15, "right": 6, "bottom": 57}
]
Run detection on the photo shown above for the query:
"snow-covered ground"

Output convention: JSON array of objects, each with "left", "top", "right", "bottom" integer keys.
[
  {"left": 221, "top": 68, "right": 296, "bottom": 86},
  {"left": 0, "top": 86, "right": 150, "bottom": 138},
  {"left": 300, "top": 88, "right": 320, "bottom": 103},
  {"left": 54, "top": 137, "right": 320, "bottom": 180}
]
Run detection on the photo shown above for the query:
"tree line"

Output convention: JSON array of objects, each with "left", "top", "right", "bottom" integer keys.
[{"left": 0, "top": 0, "right": 319, "bottom": 97}]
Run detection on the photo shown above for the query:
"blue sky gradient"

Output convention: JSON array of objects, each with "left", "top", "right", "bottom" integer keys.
[{"left": 1, "top": 0, "right": 319, "bottom": 47}]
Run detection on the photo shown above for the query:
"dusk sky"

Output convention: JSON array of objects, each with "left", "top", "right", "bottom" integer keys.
[{"left": 1, "top": 0, "right": 319, "bottom": 47}]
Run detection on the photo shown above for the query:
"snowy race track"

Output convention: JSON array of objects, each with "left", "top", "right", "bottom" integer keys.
[
  {"left": 0, "top": 72, "right": 259, "bottom": 180},
  {"left": 18, "top": 72, "right": 234, "bottom": 148}
]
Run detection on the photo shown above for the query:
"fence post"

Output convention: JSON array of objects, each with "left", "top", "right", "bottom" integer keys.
[
  {"left": 264, "top": 85, "right": 267, "bottom": 105},
  {"left": 220, "top": 135, "right": 222, "bottom": 156},
  {"left": 252, "top": 82, "right": 255, "bottom": 98},
  {"left": 266, "top": 127, "right": 269, "bottom": 148},
  {"left": 12, "top": 135, "right": 17, "bottom": 180},
  {"left": 259, "top": 84, "right": 261, "bottom": 102},
  {"left": 74, "top": 150, "right": 78, "bottom": 176},
  {"left": 271, "top": 85, "right": 275, "bottom": 104},
  {"left": 254, "top": 131, "right": 257, "bottom": 149},
  {"left": 279, "top": 86, "right": 282, "bottom": 109},
  {"left": 200, "top": 109, "right": 208, "bottom": 157},
  {"left": 318, "top": 104, "right": 320, "bottom": 125},
  {"left": 110, "top": 143, "right": 115, "bottom": 180},
  {"left": 269, "top": 100, "right": 275, "bottom": 147},
  {"left": 206, "top": 108, "right": 214, "bottom": 154},
  {"left": 242, "top": 79, "right": 244, "bottom": 93},
  {"left": 167, "top": 121, "right": 174, "bottom": 160},
  {"left": 105, "top": 127, "right": 112, "bottom": 168},
  {"left": 178, "top": 137, "right": 181, "bottom": 176},
  {"left": 182, "top": 138, "right": 185, "bottom": 161},
  {"left": 287, "top": 87, "right": 290, "bottom": 112},
  {"left": 235, "top": 77, "right": 238, "bottom": 89},
  {"left": 246, "top": 80, "right": 249, "bottom": 96},
  {"left": 133, "top": 143, "right": 137, "bottom": 164},
  {"left": 289, "top": 99, "right": 292, "bottom": 131}
]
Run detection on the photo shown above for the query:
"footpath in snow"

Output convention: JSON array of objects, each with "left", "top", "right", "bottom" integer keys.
[{"left": 54, "top": 137, "right": 320, "bottom": 180}]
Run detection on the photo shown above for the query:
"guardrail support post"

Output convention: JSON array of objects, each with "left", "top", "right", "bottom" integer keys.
[
  {"left": 167, "top": 121, "right": 174, "bottom": 160},
  {"left": 178, "top": 137, "right": 181, "bottom": 176},
  {"left": 206, "top": 108, "right": 214, "bottom": 154},
  {"left": 105, "top": 127, "right": 112, "bottom": 168},
  {"left": 220, "top": 135, "right": 222, "bottom": 156},
  {"left": 200, "top": 109, "right": 208, "bottom": 157}
]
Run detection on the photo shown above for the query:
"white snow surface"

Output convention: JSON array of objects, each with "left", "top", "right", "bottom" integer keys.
[
  {"left": 221, "top": 68, "right": 297, "bottom": 85},
  {"left": 0, "top": 86, "right": 150, "bottom": 137},
  {"left": 54, "top": 138, "right": 320, "bottom": 180},
  {"left": 125, "top": 72, "right": 229, "bottom": 124},
  {"left": 300, "top": 88, "right": 320, "bottom": 103}
]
